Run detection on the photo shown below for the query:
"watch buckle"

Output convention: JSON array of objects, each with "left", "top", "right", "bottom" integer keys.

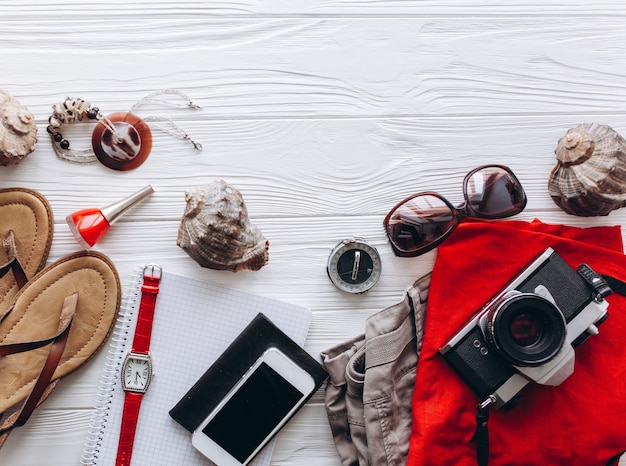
[{"left": 144, "top": 263, "right": 162, "bottom": 280}]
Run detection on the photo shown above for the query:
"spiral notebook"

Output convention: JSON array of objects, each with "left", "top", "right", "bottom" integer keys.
[{"left": 80, "top": 267, "right": 313, "bottom": 466}]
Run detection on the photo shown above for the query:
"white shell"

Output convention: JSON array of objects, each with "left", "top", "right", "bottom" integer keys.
[
  {"left": 548, "top": 123, "right": 626, "bottom": 216},
  {"left": 176, "top": 180, "right": 269, "bottom": 272},
  {"left": 0, "top": 90, "right": 38, "bottom": 165}
]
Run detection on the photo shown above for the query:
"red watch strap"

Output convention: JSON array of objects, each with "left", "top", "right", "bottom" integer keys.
[
  {"left": 131, "top": 266, "right": 161, "bottom": 354},
  {"left": 115, "top": 265, "right": 162, "bottom": 466},
  {"left": 115, "top": 392, "right": 143, "bottom": 466}
]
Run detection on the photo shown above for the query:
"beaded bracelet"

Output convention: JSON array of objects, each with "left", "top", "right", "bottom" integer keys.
[
  {"left": 47, "top": 97, "right": 106, "bottom": 164},
  {"left": 48, "top": 90, "right": 202, "bottom": 170}
]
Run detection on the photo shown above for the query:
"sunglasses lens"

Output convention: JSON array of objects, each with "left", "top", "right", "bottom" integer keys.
[
  {"left": 465, "top": 166, "right": 527, "bottom": 218},
  {"left": 385, "top": 194, "right": 457, "bottom": 255}
]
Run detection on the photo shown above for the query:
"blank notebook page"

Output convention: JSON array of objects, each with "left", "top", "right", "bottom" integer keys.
[{"left": 82, "top": 268, "right": 313, "bottom": 466}]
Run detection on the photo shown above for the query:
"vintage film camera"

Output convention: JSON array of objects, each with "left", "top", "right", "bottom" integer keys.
[{"left": 439, "top": 247, "right": 611, "bottom": 409}]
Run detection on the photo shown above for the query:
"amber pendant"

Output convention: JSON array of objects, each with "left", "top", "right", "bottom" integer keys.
[{"left": 91, "top": 112, "right": 152, "bottom": 171}]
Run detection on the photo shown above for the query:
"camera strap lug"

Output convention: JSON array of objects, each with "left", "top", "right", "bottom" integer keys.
[
  {"left": 577, "top": 264, "right": 612, "bottom": 300},
  {"left": 470, "top": 395, "right": 496, "bottom": 466}
]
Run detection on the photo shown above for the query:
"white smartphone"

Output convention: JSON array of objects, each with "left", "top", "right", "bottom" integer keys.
[{"left": 191, "top": 347, "right": 316, "bottom": 465}]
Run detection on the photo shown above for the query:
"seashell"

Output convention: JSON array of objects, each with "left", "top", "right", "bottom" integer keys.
[
  {"left": 0, "top": 90, "right": 38, "bottom": 165},
  {"left": 548, "top": 123, "right": 626, "bottom": 216},
  {"left": 177, "top": 180, "right": 269, "bottom": 272}
]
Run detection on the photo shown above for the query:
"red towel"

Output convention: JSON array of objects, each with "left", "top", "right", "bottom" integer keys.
[{"left": 407, "top": 219, "right": 626, "bottom": 466}]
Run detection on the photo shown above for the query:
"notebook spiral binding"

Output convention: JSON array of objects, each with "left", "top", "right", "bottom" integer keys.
[{"left": 80, "top": 269, "right": 143, "bottom": 465}]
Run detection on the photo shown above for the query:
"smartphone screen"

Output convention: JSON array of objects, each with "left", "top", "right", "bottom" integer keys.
[{"left": 201, "top": 361, "right": 305, "bottom": 463}]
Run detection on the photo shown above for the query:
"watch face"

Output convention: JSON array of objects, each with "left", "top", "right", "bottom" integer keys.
[
  {"left": 327, "top": 238, "right": 382, "bottom": 293},
  {"left": 122, "top": 353, "right": 152, "bottom": 393}
]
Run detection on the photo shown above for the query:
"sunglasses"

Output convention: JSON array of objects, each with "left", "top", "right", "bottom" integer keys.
[{"left": 383, "top": 165, "right": 527, "bottom": 257}]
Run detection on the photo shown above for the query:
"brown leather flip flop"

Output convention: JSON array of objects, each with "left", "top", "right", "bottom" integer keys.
[
  {"left": 0, "top": 250, "right": 121, "bottom": 446},
  {"left": 0, "top": 188, "right": 54, "bottom": 313}
]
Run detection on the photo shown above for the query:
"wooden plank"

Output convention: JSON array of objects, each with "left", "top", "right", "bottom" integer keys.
[
  {"left": 2, "top": 0, "right": 626, "bottom": 16},
  {"left": 4, "top": 116, "right": 626, "bottom": 218},
  {"left": 0, "top": 18, "right": 625, "bottom": 117}
]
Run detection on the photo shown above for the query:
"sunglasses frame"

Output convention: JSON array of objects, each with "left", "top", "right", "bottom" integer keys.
[{"left": 383, "top": 165, "right": 527, "bottom": 257}]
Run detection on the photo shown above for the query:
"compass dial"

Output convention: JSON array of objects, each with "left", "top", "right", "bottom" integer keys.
[{"left": 327, "top": 238, "right": 382, "bottom": 293}]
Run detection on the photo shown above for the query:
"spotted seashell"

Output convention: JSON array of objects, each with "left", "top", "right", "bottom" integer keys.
[
  {"left": 548, "top": 123, "right": 626, "bottom": 216},
  {"left": 176, "top": 180, "right": 269, "bottom": 272},
  {"left": 0, "top": 90, "right": 38, "bottom": 166}
]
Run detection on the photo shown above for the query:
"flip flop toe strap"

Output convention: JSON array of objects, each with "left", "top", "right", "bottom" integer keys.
[
  {"left": 0, "top": 231, "right": 28, "bottom": 290},
  {"left": 0, "top": 293, "right": 78, "bottom": 435}
]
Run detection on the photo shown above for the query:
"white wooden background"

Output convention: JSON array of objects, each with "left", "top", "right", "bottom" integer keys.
[{"left": 1, "top": 1, "right": 626, "bottom": 464}]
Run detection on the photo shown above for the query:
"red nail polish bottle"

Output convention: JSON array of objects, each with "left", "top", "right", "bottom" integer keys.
[{"left": 67, "top": 185, "right": 154, "bottom": 249}]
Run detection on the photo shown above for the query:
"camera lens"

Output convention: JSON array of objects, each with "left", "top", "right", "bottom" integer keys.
[
  {"left": 509, "top": 313, "right": 542, "bottom": 346},
  {"left": 486, "top": 293, "right": 566, "bottom": 366}
]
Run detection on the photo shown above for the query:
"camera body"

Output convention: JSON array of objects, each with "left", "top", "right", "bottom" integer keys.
[{"left": 439, "top": 247, "right": 610, "bottom": 409}]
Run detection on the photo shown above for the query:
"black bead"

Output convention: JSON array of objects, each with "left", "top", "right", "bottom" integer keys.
[
  {"left": 46, "top": 125, "right": 55, "bottom": 134},
  {"left": 53, "top": 132, "right": 63, "bottom": 142},
  {"left": 87, "top": 109, "right": 98, "bottom": 119},
  {"left": 59, "top": 139, "right": 70, "bottom": 150}
]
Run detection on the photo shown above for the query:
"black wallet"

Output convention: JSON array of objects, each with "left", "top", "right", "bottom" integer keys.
[{"left": 169, "top": 312, "right": 328, "bottom": 432}]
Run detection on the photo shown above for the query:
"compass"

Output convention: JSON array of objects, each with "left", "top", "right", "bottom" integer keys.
[{"left": 327, "top": 238, "right": 382, "bottom": 294}]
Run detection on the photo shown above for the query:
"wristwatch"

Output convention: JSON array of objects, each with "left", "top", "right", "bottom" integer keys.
[{"left": 115, "top": 264, "right": 162, "bottom": 466}]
